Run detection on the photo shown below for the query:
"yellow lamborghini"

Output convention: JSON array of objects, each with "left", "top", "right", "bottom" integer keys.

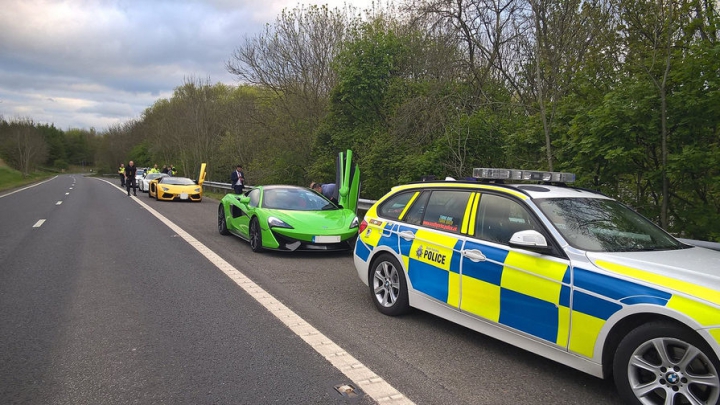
[{"left": 148, "top": 163, "right": 206, "bottom": 202}]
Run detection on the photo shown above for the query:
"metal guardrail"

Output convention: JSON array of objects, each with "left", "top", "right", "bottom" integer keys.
[{"left": 202, "top": 181, "right": 720, "bottom": 251}]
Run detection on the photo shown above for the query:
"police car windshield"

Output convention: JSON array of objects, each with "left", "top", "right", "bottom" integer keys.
[{"left": 535, "top": 198, "right": 686, "bottom": 252}]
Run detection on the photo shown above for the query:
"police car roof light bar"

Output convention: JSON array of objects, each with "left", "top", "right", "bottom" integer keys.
[{"left": 472, "top": 168, "right": 575, "bottom": 183}]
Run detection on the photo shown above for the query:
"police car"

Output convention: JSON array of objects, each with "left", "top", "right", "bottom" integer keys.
[{"left": 353, "top": 168, "right": 720, "bottom": 405}]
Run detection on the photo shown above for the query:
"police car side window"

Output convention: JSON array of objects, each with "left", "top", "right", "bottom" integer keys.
[
  {"left": 421, "top": 190, "right": 471, "bottom": 234},
  {"left": 403, "top": 192, "right": 430, "bottom": 225},
  {"left": 476, "top": 194, "right": 537, "bottom": 244},
  {"left": 378, "top": 191, "right": 416, "bottom": 220}
]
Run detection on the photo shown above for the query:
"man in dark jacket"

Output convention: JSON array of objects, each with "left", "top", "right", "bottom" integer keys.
[
  {"left": 230, "top": 165, "right": 245, "bottom": 194},
  {"left": 125, "top": 161, "right": 137, "bottom": 196}
]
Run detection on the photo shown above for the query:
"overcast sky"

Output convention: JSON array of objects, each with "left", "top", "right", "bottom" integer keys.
[{"left": 0, "top": 0, "right": 376, "bottom": 131}]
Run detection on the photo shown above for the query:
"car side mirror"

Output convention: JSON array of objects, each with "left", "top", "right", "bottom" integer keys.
[
  {"left": 509, "top": 230, "right": 552, "bottom": 253},
  {"left": 239, "top": 196, "right": 251, "bottom": 204}
]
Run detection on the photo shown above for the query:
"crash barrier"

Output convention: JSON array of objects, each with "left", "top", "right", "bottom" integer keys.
[{"left": 203, "top": 181, "right": 720, "bottom": 251}]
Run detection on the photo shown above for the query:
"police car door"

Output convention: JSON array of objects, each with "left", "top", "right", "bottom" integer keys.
[
  {"left": 400, "top": 189, "right": 472, "bottom": 309},
  {"left": 460, "top": 192, "right": 571, "bottom": 348}
]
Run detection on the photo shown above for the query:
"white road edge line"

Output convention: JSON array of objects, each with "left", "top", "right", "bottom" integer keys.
[
  {"left": 98, "top": 178, "right": 414, "bottom": 404},
  {"left": 33, "top": 219, "right": 46, "bottom": 228}
]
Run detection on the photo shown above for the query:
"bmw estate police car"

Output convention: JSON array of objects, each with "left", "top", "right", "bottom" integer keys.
[{"left": 353, "top": 168, "right": 720, "bottom": 405}]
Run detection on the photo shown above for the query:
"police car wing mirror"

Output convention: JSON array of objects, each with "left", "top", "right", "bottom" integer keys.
[{"left": 509, "top": 230, "right": 550, "bottom": 252}]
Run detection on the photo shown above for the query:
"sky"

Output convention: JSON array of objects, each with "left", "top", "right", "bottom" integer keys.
[{"left": 0, "top": 0, "right": 377, "bottom": 131}]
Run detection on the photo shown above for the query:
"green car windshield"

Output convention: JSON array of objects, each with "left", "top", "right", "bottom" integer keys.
[
  {"left": 263, "top": 188, "right": 337, "bottom": 211},
  {"left": 534, "top": 198, "right": 687, "bottom": 252}
]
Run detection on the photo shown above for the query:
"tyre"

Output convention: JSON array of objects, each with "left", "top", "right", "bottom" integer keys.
[
  {"left": 369, "top": 253, "right": 410, "bottom": 316},
  {"left": 218, "top": 204, "right": 230, "bottom": 235},
  {"left": 613, "top": 321, "right": 720, "bottom": 405},
  {"left": 249, "top": 217, "right": 263, "bottom": 253}
]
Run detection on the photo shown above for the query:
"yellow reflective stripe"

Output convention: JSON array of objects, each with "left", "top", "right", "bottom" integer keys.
[
  {"left": 398, "top": 192, "right": 419, "bottom": 220},
  {"left": 596, "top": 260, "right": 720, "bottom": 306},
  {"left": 461, "top": 193, "right": 476, "bottom": 234},
  {"left": 460, "top": 275, "right": 501, "bottom": 322},
  {"left": 667, "top": 295, "right": 720, "bottom": 327},
  {"left": 501, "top": 252, "right": 567, "bottom": 304},
  {"left": 448, "top": 272, "right": 461, "bottom": 307},
  {"left": 569, "top": 312, "right": 604, "bottom": 357},
  {"left": 388, "top": 183, "right": 528, "bottom": 200},
  {"left": 557, "top": 306, "right": 571, "bottom": 348},
  {"left": 710, "top": 329, "right": 720, "bottom": 347},
  {"left": 467, "top": 193, "right": 479, "bottom": 235}
]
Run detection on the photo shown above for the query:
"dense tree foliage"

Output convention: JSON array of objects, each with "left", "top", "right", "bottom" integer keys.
[{"left": 7, "top": 0, "right": 720, "bottom": 240}]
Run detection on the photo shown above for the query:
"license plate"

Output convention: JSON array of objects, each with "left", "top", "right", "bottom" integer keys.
[
  {"left": 180, "top": 193, "right": 188, "bottom": 200},
  {"left": 313, "top": 235, "right": 341, "bottom": 243}
]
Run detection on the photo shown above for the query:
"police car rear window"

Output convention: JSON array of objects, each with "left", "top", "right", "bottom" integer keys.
[{"left": 378, "top": 191, "right": 416, "bottom": 220}]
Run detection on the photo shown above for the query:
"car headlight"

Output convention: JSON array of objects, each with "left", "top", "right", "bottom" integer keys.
[
  {"left": 162, "top": 187, "right": 169, "bottom": 191},
  {"left": 194, "top": 188, "right": 200, "bottom": 192},
  {"left": 267, "top": 216, "right": 293, "bottom": 229},
  {"left": 350, "top": 216, "right": 359, "bottom": 229}
]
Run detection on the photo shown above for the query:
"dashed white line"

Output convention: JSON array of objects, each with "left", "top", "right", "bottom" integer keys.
[
  {"left": 99, "top": 177, "right": 415, "bottom": 404},
  {"left": 33, "top": 219, "right": 46, "bottom": 228},
  {"left": 56, "top": 201, "right": 62, "bottom": 205},
  {"left": 65, "top": 192, "right": 70, "bottom": 195}
]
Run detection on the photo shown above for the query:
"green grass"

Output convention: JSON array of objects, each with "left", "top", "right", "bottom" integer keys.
[
  {"left": 0, "top": 165, "right": 56, "bottom": 192},
  {"left": 0, "top": 158, "right": 100, "bottom": 192}
]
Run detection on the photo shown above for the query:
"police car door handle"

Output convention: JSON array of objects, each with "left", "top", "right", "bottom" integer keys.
[
  {"left": 462, "top": 249, "right": 486, "bottom": 262},
  {"left": 398, "top": 231, "right": 415, "bottom": 241}
]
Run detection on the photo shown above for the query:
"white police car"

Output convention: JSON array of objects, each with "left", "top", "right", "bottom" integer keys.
[{"left": 354, "top": 168, "right": 720, "bottom": 405}]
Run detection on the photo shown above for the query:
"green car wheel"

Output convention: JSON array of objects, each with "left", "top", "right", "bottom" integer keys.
[{"left": 249, "top": 217, "right": 263, "bottom": 253}]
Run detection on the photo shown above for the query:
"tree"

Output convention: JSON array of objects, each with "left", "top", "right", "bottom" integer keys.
[{"left": 0, "top": 117, "right": 48, "bottom": 175}]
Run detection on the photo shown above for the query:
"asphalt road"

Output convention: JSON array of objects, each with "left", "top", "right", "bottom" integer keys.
[{"left": 0, "top": 175, "right": 623, "bottom": 404}]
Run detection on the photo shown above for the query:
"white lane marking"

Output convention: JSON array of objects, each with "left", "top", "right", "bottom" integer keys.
[
  {"left": 97, "top": 177, "right": 414, "bottom": 404},
  {"left": 69, "top": 187, "right": 73, "bottom": 190},
  {"left": 33, "top": 219, "right": 46, "bottom": 228},
  {"left": 0, "top": 176, "right": 58, "bottom": 199},
  {"left": 65, "top": 192, "right": 70, "bottom": 195},
  {"left": 56, "top": 201, "right": 62, "bottom": 205}
]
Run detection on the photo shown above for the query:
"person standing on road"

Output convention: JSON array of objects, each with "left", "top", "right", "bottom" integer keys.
[
  {"left": 230, "top": 165, "right": 245, "bottom": 194},
  {"left": 125, "top": 161, "right": 138, "bottom": 196},
  {"left": 161, "top": 165, "right": 169, "bottom": 174},
  {"left": 118, "top": 163, "right": 125, "bottom": 187}
]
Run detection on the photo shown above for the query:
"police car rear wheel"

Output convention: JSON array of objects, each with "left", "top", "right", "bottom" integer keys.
[
  {"left": 369, "top": 254, "right": 409, "bottom": 316},
  {"left": 613, "top": 321, "right": 720, "bottom": 405}
]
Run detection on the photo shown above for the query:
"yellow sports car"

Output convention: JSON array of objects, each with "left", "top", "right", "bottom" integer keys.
[{"left": 148, "top": 163, "right": 206, "bottom": 202}]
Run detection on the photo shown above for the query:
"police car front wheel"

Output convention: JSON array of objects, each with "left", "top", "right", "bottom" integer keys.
[
  {"left": 369, "top": 254, "right": 409, "bottom": 316},
  {"left": 613, "top": 321, "right": 720, "bottom": 405}
]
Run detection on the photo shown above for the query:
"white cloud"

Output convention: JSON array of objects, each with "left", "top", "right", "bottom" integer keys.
[{"left": 0, "top": 0, "right": 380, "bottom": 130}]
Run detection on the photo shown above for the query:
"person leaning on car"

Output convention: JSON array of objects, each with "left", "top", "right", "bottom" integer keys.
[
  {"left": 118, "top": 163, "right": 125, "bottom": 187},
  {"left": 125, "top": 161, "right": 137, "bottom": 196},
  {"left": 231, "top": 165, "right": 245, "bottom": 194},
  {"left": 310, "top": 182, "right": 337, "bottom": 204}
]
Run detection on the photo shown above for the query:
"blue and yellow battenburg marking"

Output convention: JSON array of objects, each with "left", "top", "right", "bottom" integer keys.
[
  {"left": 399, "top": 227, "right": 463, "bottom": 307},
  {"left": 358, "top": 186, "right": 720, "bottom": 360}
]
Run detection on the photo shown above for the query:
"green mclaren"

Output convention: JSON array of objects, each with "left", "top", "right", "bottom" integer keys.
[{"left": 217, "top": 151, "right": 361, "bottom": 252}]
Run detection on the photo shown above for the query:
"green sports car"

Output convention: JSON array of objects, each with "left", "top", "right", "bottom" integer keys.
[{"left": 218, "top": 150, "right": 361, "bottom": 252}]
